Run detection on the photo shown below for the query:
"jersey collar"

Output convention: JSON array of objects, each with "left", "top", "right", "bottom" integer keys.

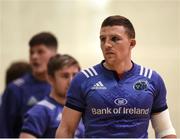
[{"left": 100, "top": 60, "right": 137, "bottom": 81}]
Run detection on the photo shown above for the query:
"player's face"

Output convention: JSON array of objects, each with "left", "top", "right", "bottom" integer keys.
[
  {"left": 100, "top": 25, "right": 135, "bottom": 66},
  {"left": 29, "top": 44, "right": 56, "bottom": 76},
  {"left": 51, "top": 65, "right": 79, "bottom": 98}
]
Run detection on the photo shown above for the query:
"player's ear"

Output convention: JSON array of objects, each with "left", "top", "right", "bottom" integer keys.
[{"left": 130, "top": 39, "right": 136, "bottom": 49}]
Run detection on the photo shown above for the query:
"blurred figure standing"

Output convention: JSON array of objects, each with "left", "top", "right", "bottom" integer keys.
[
  {"left": 0, "top": 60, "right": 31, "bottom": 107},
  {"left": 0, "top": 32, "right": 58, "bottom": 137},
  {"left": 5, "top": 61, "right": 31, "bottom": 86},
  {"left": 20, "top": 54, "right": 84, "bottom": 138}
]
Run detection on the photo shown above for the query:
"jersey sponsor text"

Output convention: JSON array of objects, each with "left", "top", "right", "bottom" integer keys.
[{"left": 91, "top": 107, "right": 149, "bottom": 115}]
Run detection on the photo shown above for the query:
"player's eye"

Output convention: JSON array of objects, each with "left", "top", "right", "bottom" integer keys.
[
  {"left": 37, "top": 49, "right": 44, "bottom": 55},
  {"left": 59, "top": 73, "right": 69, "bottom": 79},
  {"left": 111, "top": 36, "right": 120, "bottom": 42},
  {"left": 100, "top": 37, "right": 106, "bottom": 44}
]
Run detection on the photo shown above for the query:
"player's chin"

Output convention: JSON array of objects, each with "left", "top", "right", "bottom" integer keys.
[
  {"left": 105, "top": 57, "right": 116, "bottom": 64},
  {"left": 32, "top": 68, "right": 46, "bottom": 75}
]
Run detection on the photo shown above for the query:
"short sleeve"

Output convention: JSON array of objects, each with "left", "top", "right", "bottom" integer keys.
[
  {"left": 21, "top": 106, "right": 48, "bottom": 137},
  {"left": 151, "top": 73, "right": 168, "bottom": 113},
  {"left": 65, "top": 74, "right": 86, "bottom": 112}
]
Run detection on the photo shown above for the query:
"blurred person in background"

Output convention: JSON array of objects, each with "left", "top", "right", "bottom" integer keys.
[
  {"left": 56, "top": 15, "right": 176, "bottom": 138},
  {"left": 5, "top": 61, "right": 31, "bottom": 86},
  {"left": 0, "top": 32, "right": 58, "bottom": 137},
  {"left": 0, "top": 60, "right": 31, "bottom": 108},
  {"left": 19, "top": 54, "right": 84, "bottom": 138}
]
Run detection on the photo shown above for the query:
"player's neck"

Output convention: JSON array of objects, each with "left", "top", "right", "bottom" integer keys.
[
  {"left": 50, "top": 91, "right": 66, "bottom": 106},
  {"left": 33, "top": 72, "right": 49, "bottom": 82},
  {"left": 104, "top": 60, "right": 133, "bottom": 77}
]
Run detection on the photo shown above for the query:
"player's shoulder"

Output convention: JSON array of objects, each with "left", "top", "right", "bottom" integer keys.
[
  {"left": 5, "top": 75, "right": 28, "bottom": 93},
  {"left": 26, "top": 98, "right": 56, "bottom": 117},
  {"left": 10, "top": 73, "right": 31, "bottom": 88},
  {"left": 81, "top": 64, "right": 99, "bottom": 78},
  {"left": 36, "top": 99, "right": 56, "bottom": 110},
  {"left": 9, "top": 73, "right": 45, "bottom": 90},
  {"left": 136, "top": 63, "right": 163, "bottom": 81},
  {"left": 3, "top": 73, "right": 34, "bottom": 100},
  {"left": 75, "top": 63, "right": 101, "bottom": 82},
  {"left": 24, "top": 100, "right": 50, "bottom": 121}
]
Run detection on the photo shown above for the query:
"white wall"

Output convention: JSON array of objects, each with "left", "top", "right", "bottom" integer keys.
[{"left": 0, "top": 0, "right": 179, "bottom": 137}]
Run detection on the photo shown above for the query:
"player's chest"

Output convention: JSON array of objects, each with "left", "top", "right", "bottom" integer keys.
[{"left": 85, "top": 78, "right": 154, "bottom": 117}]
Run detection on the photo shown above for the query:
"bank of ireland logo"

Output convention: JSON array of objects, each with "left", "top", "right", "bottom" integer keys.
[
  {"left": 133, "top": 80, "right": 148, "bottom": 91},
  {"left": 114, "top": 98, "right": 128, "bottom": 106}
]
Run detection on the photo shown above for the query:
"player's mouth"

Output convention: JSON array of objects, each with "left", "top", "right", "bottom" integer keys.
[
  {"left": 105, "top": 51, "right": 115, "bottom": 55},
  {"left": 32, "top": 62, "right": 41, "bottom": 68}
]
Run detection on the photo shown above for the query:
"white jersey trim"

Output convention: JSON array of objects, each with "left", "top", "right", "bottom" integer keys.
[
  {"left": 148, "top": 69, "right": 153, "bottom": 79},
  {"left": 140, "top": 65, "right": 144, "bottom": 76},
  {"left": 82, "top": 67, "right": 98, "bottom": 78},
  {"left": 82, "top": 70, "right": 90, "bottom": 78},
  {"left": 13, "top": 78, "right": 25, "bottom": 86},
  {"left": 86, "top": 68, "right": 94, "bottom": 76},
  {"left": 38, "top": 100, "right": 55, "bottom": 110},
  {"left": 139, "top": 66, "right": 153, "bottom": 79},
  {"left": 144, "top": 68, "right": 149, "bottom": 77},
  {"left": 90, "top": 67, "right": 98, "bottom": 76}
]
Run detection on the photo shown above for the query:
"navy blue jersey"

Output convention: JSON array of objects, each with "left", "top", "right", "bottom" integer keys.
[
  {"left": 21, "top": 96, "right": 84, "bottom": 138},
  {"left": 66, "top": 61, "right": 167, "bottom": 138},
  {"left": 0, "top": 73, "right": 51, "bottom": 137}
]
